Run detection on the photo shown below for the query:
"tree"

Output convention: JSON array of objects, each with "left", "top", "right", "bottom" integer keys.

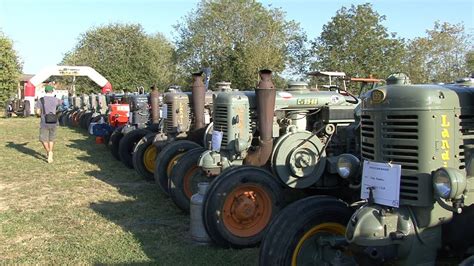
[
  {"left": 62, "top": 23, "right": 176, "bottom": 93},
  {"left": 310, "top": 3, "right": 405, "bottom": 89},
  {"left": 405, "top": 22, "right": 472, "bottom": 83},
  {"left": 0, "top": 31, "right": 22, "bottom": 107},
  {"left": 173, "top": 0, "right": 308, "bottom": 89},
  {"left": 467, "top": 50, "right": 474, "bottom": 75}
]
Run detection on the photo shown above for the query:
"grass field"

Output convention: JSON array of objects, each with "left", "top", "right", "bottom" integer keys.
[{"left": 0, "top": 116, "right": 258, "bottom": 264}]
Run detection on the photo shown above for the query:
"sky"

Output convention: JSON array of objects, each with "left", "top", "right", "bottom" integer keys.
[{"left": 0, "top": 0, "right": 473, "bottom": 75}]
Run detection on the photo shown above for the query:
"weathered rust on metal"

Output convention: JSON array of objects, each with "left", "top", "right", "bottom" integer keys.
[
  {"left": 244, "top": 69, "right": 276, "bottom": 166},
  {"left": 150, "top": 85, "right": 160, "bottom": 124},
  {"left": 192, "top": 72, "right": 206, "bottom": 130}
]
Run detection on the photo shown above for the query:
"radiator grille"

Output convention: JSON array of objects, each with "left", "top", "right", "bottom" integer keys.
[
  {"left": 361, "top": 113, "right": 421, "bottom": 204},
  {"left": 459, "top": 114, "right": 474, "bottom": 170},
  {"left": 166, "top": 103, "right": 173, "bottom": 133},
  {"left": 214, "top": 105, "right": 229, "bottom": 148}
]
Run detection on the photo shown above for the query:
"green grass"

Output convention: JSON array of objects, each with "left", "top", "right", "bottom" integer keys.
[{"left": 0, "top": 117, "right": 258, "bottom": 264}]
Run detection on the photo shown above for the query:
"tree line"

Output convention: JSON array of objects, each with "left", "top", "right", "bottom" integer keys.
[{"left": 1, "top": 1, "right": 473, "bottom": 100}]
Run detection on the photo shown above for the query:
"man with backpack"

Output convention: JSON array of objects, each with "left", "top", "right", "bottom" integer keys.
[{"left": 35, "top": 85, "right": 61, "bottom": 163}]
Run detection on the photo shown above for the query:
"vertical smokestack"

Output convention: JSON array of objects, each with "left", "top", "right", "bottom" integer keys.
[
  {"left": 150, "top": 85, "right": 160, "bottom": 124},
  {"left": 244, "top": 69, "right": 276, "bottom": 166},
  {"left": 192, "top": 72, "right": 206, "bottom": 130}
]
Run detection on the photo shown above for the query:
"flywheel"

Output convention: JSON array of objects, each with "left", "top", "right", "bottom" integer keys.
[{"left": 271, "top": 131, "right": 326, "bottom": 188}]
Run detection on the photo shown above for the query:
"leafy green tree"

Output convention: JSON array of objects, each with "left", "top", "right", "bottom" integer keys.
[
  {"left": 405, "top": 22, "right": 472, "bottom": 83},
  {"left": 62, "top": 23, "right": 176, "bottom": 93},
  {"left": 310, "top": 3, "right": 405, "bottom": 88},
  {"left": 467, "top": 50, "right": 474, "bottom": 75},
  {"left": 0, "top": 31, "right": 22, "bottom": 106},
  {"left": 173, "top": 0, "right": 307, "bottom": 89}
]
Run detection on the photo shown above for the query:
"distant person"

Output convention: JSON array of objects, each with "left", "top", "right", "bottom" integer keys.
[{"left": 35, "top": 85, "right": 61, "bottom": 163}]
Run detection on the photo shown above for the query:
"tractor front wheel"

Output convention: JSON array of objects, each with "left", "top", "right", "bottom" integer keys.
[
  {"left": 109, "top": 127, "right": 124, "bottom": 161},
  {"left": 169, "top": 147, "right": 208, "bottom": 212},
  {"left": 203, "top": 166, "right": 284, "bottom": 248},
  {"left": 259, "top": 195, "right": 354, "bottom": 266},
  {"left": 118, "top": 128, "right": 151, "bottom": 169},
  {"left": 132, "top": 133, "right": 159, "bottom": 180},
  {"left": 154, "top": 140, "right": 201, "bottom": 196}
]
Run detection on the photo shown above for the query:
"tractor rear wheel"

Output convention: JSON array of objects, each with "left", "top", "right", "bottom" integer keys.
[
  {"left": 23, "top": 100, "right": 31, "bottom": 117},
  {"left": 110, "top": 127, "right": 124, "bottom": 161},
  {"left": 154, "top": 140, "right": 200, "bottom": 196},
  {"left": 133, "top": 133, "right": 158, "bottom": 181},
  {"left": 59, "top": 111, "right": 68, "bottom": 126},
  {"left": 203, "top": 166, "right": 284, "bottom": 248},
  {"left": 169, "top": 147, "right": 208, "bottom": 212},
  {"left": 79, "top": 112, "right": 87, "bottom": 129},
  {"left": 259, "top": 195, "right": 353, "bottom": 266},
  {"left": 119, "top": 128, "right": 151, "bottom": 169}
]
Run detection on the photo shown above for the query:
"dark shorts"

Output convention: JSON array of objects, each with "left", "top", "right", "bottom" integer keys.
[{"left": 39, "top": 127, "right": 57, "bottom": 142}]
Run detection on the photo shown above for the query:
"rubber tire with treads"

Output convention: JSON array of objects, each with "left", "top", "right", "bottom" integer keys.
[
  {"left": 23, "top": 100, "right": 30, "bottom": 117},
  {"left": 259, "top": 195, "right": 353, "bottom": 266},
  {"left": 79, "top": 112, "right": 90, "bottom": 130},
  {"left": 59, "top": 111, "right": 69, "bottom": 126},
  {"left": 103, "top": 130, "right": 112, "bottom": 149},
  {"left": 132, "top": 133, "right": 158, "bottom": 181},
  {"left": 169, "top": 147, "right": 208, "bottom": 212},
  {"left": 118, "top": 128, "right": 151, "bottom": 169},
  {"left": 203, "top": 166, "right": 284, "bottom": 248},
  {"left": 154, "top": 140, "right": 201, "bottom": 196},
  {"left": 109, "top": 126, "right": 125, "bottom": 161}
]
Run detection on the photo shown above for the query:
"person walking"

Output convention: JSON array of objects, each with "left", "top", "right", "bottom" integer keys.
[{"left": 36, "top": 85, "right": 61, "bottom": 163}]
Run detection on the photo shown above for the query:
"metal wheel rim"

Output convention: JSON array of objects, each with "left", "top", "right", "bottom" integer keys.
[
  {"left": 143, "top": 145, "right": 157, "bottom": 173},
  {"left": 166, "top": 153, "right": 185, "bottom": 177},
  {"left": 291, "top": 222, "right": 346, "bottom": 266},
  {"left": 183, "top": 166, "right": 199, "bottom": 198},
  {"left": 222, "top": 184, "right": 272, "bottom": 237}
]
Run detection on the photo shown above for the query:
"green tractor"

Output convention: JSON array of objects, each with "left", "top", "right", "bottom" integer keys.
[
  {"left": 131, "top": 73, "right": 215, "bottom": 183},
  {"left": 259, "top": 75, "right": 474, "bottom": 265},
  {"left": 168, "top": 70, "right": 361, "bottom": 247}
]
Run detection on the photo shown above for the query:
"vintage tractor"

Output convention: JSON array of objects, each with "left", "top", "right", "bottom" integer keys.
[
  {"left": 169, "top": 70, "right": 360, "bottom": 248},
  {"left": 108, "top": 91, "right": 151, "bottom": 163},
  {"left": 67, "top": 95, "right": 83, "bottom": 127},
  {"left": 116, "top": 89, "right": 158, "bottom": 168},
  {"left": 5, "top": 97, "right": 30, "bottom": 117},
  {"left": 58, "top": 96, "right": 70, "bottom": 126},
  {"left": 58, "top": 95, "right": 75, "bottom": 126},
  {"left": 77, "top": 93, "right": 95, "bottom": 130},
  {"left": 152, "top": 74, "right": 217, "bottom": 192},
  {"left": 132, "top": 74, "right": 215, "bottom": 182},
  {"left": 259, "top": 76, "right": 474, "bottom": 265}
]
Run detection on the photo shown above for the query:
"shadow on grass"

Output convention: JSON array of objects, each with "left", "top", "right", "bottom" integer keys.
[
  {"left": 5, "top": 141, "right": 46, "bottom": 161},
  {"left": 66, "top": 132, "right": 194, "bottom": 263},
  {"left": 64, "top": 127, "right": 258, "bottom": 265}
]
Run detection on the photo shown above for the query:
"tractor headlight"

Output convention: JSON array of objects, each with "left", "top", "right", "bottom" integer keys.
[
  {"left": 433, "top": 168, "right": 467, "bottom": 200},
  {"left": 336, "top": 154, "right": 360, "bottom": 179}
]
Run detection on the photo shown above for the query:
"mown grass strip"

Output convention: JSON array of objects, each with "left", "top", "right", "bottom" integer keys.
[{"left": 0, "top": 117, "right": 257, "bottom": 265}]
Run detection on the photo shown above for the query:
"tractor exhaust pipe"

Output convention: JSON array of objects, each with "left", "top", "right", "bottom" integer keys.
[
  {"left": 192, "top": 72, "right": 206, "bottom": 130},
  {"left": 244, "top": 69, "right": 276, "bottom": 166},
  {"left": 150, "top": 85, "right": 160, "bottom": 124}
]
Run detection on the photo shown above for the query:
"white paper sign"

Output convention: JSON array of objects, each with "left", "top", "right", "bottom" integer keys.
[
  {"left": 361, "top": 161, "right": 401, "bottom": 208},
  {"left": 211, "top": 130, "right": 223, "bottom": 151},
  {"left": 161, "top": 104, "right": 168, "bottom": 118}
]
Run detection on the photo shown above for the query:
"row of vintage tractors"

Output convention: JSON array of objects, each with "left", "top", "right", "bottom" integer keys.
[{"left": 59, "top": 70, "right": 473, "bottom": 265}]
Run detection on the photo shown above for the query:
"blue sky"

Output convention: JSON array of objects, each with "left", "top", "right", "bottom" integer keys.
[{"left": 1, "top": 0, "right": 472, "bottom": 74}]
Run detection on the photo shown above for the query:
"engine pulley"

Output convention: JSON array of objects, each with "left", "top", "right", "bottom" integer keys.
[{"left": 271, "top": 131, "right": 326, "bottom": 188}]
